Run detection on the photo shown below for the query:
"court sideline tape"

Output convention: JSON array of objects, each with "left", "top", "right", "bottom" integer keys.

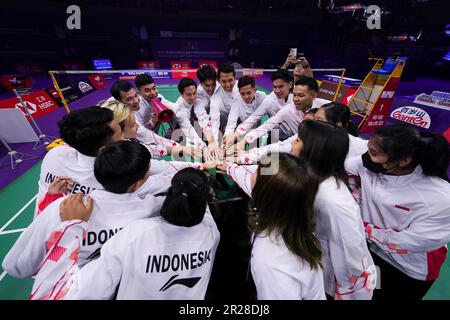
[
  {"left": 0, "top": 194, "right": 37, "bottom": 233},
  {"left": 0, "top": 194, "right": 37, "bottom": 283}
]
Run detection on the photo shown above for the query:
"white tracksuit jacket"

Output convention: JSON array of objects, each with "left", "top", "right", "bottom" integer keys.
[
  {"left": 174, "top": 96, "right": 212, "bottom": 149},
  {"left": 346, "top": 158, "right": 450, "bottom": 281},
  {"left": 196, "top": 82, "right": 220, "bottom": 112},
  {"left": 35, "top": 144, "right": 180, "bottom": 217},
  {"left": 29, "top": 208, "right": 220, "bottom": 300},
  {"left": 209, "top": 84, "right": 240, "bottom": 142},
  {"left": 226, "top": 163, "right": 377, "bottom": 300},
  {"left": 223, "top": 91, "right": 267, "bottom": 137},
  {"left": 3, "top": 175, "right": 166, "bottom": 279},
  {"left": 242, "top": 98, "right": 330, "bottom": 144},
  {"left": 234, "top": 92, "right": 293, "bottom": 138},
  {"left": 251, "top": 232, "right": 326, "bottom": 300},
  {"left": 224, "top": 164, "right": 325, "bottom": 299},
  {"left": 134, "top": 93, "right": 177, "bottom": 131}
]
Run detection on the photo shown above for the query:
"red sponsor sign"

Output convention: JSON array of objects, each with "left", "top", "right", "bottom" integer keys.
[
  {"left": 170, "top": 61, "right": 196, "bottom": 78},
  {"left": 242, "top": 68, "right": 264, "bottom": 78},
  {"left": 0, "top": 90, "right": 59, "bottom": 121},
  {"left": 342, "top": 88, "right": 357, "bottom": 106},
  {"left": 137, "top": 60, "right": 160, "bottom": 69},
  {"left": 360, "top": 77, "right": 401, "bottom": 133},
  {"left": 88, "top": 74, "right": 107, "bottom": 89},
  {"left": 0, "top": 75, "right": 34, "bottom": 91},
  {"left": 198, "top": 60, "right": 218, "bottom": 69},
  {"left": 443, "top": 127, "right": 450, "bottom": 143}
]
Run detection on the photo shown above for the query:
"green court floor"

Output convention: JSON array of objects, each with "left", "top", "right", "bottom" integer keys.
[{"left": 0, "top": 84, "right": 449, "bottom": 300}]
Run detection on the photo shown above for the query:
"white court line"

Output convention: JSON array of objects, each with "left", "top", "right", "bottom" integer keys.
[
  {"left": 0, "top": 194, "right": 37, "bottom": 233},
  {"left": 0, "top": 271, "right": 7, "bottom": 282},
  {"left": 0, "top": 228, "right": 26, "bottom": 236}
]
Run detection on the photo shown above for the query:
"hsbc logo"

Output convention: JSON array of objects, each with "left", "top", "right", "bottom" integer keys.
[
  {"left": 15, "top": 101, "right": 37, "bottom": 115},
  {"left": 78, "top": 81, "right": 93, "bottom": 93}
]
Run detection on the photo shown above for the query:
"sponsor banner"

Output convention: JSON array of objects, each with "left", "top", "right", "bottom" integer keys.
[
  {"left": 323, "top": 75, "right": 362, "bottom": 87},
  {"left": 388, "top": 98, "right": 450, "bottom": 134},
  {"left": 119, "top": 71, "right": 171, "bottom": 81},
  {"left": 360, "top": 77, "right": 401, "bottom": 133},
  {"left": 148, "top": 70, "right": 171, "bottom": 79},
  {"left": 390, "top": 106, "right": 431, "bottom": 129},
  {"left": 0, "top": 74, "right": 34, "bottom": 91},
  {"left": 58, "top": 83, "right": 80, "bottom": 103},
  {"left": 88, "top": 74, "right": 107, "bottom": 89},
  {"left": 75, "top": 78, "right": 96, "bottom": 97},
  {"left": 170, "top": 61, "right": 196, "bottom": 79},
  {"left": 443, "top": 127, "right": 450, "bottom": 143},
  {"left": 137, "top": 60, "right": 161, "bottom": 69},
  {"left": 242, "top": 68, "right": 264, "bottom": 78},
  {"left": 44, "top": 87, "right": 63, "bottom": 107},
  {"left": 0, "top": 90, "right": 59, "bottom": 121},
  {"left": 119, "top": 71, "right": 146, "bottom": 81},
  {"left": 198, "top": 60, "right": 218, "bottom": 69},
  {"left": 318, "top": 80, "right": 357, "bottom": 103},
  {"left": 342, "top": 88, "right": 357, "bottom": 106}
]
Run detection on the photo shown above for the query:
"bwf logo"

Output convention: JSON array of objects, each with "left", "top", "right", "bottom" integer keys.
[
  {"left": 66, "top": 5, "right": 81, "bottom": 30},
  {"left": 366, "top": 5, "right": 381, "bottom": 30}
]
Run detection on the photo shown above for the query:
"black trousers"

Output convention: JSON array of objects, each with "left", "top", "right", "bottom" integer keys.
[{"left": 371, "top": 251, "right": 435, "bottom": 300}]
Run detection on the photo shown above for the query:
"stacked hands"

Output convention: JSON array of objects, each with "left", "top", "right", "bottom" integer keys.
[{"left": 197, "top": 133, "right": 250, "bottom": 171}]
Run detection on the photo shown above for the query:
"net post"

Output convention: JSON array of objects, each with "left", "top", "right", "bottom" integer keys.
[
  {"left": 332, "top": 68, "right": 346, "bottom": 102},
  {"left": 49, "top": 71, "right": 71, "bottom": 114}
]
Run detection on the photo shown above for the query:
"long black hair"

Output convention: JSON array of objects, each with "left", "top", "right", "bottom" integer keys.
[
  {"left": 374, "top": 124, "right": 449, "bottom": 181},
  {"left": 320, "top": 102, "right": 359, "bottom": 136},
  {"left": 297, "top": 120, "right": 349, "bottom": 185}
]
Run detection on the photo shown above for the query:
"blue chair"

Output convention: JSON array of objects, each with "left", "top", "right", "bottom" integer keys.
[{"left": 372, "top": 56, "right": 399, "bottom": 75}]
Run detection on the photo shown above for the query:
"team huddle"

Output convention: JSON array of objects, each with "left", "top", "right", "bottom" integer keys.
[{"left": 2, "top": 55, "right": 450, "bottom": 300}]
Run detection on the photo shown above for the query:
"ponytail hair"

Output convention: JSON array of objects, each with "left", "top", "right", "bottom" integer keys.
[
  {"left": 418, "top": 131, "right": 449, "bottom": 181},
  {"left": 160, "top": 168, "right": 210, "bottom": 227},
  {"left": 374, "top": 124, "right": 449, "bottom": 181},
  {"left": 321, "top": 102, "right": 360, "bottom": 136}
]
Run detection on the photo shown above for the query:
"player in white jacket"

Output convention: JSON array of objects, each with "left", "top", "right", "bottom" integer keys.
[
  {"left": 28, "top": 168, "right": 220, "bottom": 300},
  {"left": 174, "top": 78, "right": 222, "bottom": 160},
  {"left": 134, "top": 74, "right": 176, "bottom": 132},
  {"left": 3, "top": 140, "right": 166, "bottom": 280},
  {"left": 196, "top": 65, "right": 220, "bottom": 110},
  {"left": 225, "top": 69, "right": 294, "bottom": 148},
  {"left": 230, "top": 102, "right": 366, "bottom": 165},
  {"left": 314, "top": 102, "right": 368, "bottom": 158},
  {"left": 291, "top": 120, "right": 376, "bottom": 299},
  {"left": 209, "top": 64, "right": 241, "bottom": 142},
  {"left": 34, "top": 106, "right": 123, "bottom": 216},
  {"left": 232, "top": 76, "right": 330, "bottom": 153},
  {"left": 222, "top": 76, "right": 267, "bottom": 143},
  {"left": 109, "top": 80, "right": 200, "bottom": 159},
  {"left": 222, "top": 121, "right": 377, "bottom": 300},
  {"left": 345, "top": 124, "right": 450, "bottom": 300},
  {"left": 100, "top": 99, "right": 216, "bottom": 174},
  {"left": 218, "top": 153, "right": 325, "bottom": 300}
]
